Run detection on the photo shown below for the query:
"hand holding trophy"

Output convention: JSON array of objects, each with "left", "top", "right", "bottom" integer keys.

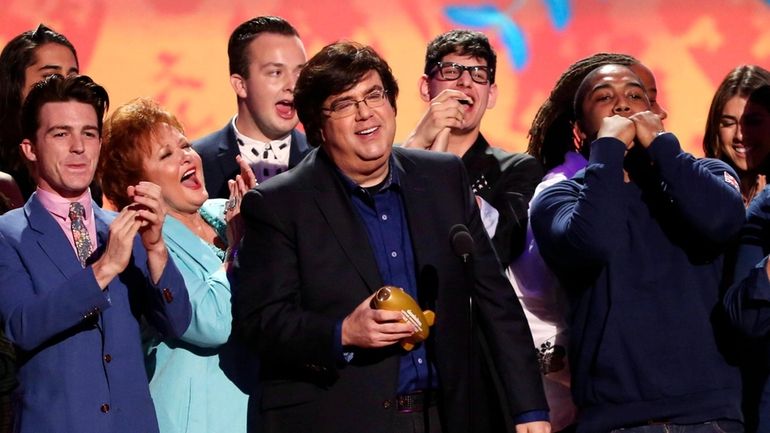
[{"left": 371, "top": 286, "right": 435, "bottom": 351}]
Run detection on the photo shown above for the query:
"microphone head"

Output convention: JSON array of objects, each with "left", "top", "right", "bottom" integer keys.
[{"left": 449, "top": 224, "right": 474, "bottom": 258}]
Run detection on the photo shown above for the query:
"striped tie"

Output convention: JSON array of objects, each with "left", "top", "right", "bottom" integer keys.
[{"left": 69, "top": 202, "right": 92, "bottom": 267}]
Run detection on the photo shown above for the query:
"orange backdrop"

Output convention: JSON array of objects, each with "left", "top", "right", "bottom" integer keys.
[{"left": 2, "top": 0, "right": 769, "bottom": 155}]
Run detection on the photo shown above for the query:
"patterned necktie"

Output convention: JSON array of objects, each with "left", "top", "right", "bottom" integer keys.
[{"left": 69, "top": 202, "right": 92, "bottom": 267}]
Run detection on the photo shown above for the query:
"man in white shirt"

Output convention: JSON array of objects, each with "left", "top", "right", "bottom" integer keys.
[{"left": 194, "top": 16, "right": 309, "bottom": 196}]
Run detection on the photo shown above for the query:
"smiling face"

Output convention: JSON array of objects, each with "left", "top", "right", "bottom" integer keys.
[
  {"left": 22, "top": 43, "right": 79, "bottom": 100},
  {"left": 629, "top": 63, "right": 667, "bottom": 121},
  {"left": 718, "top": 96, "right": 749, "bottom": 172},
  {"left": 231, "top": 33, "right": 306, "bottom": 142},
  {"left": 576, "top": 64, "right": 651, "bottom": 141},
  {"left": 741, "top": 99, "right": 770, "bottom": 173},
  {"left": 421, "top": 53, "right": 497, "bottom": 134},
  {"left": 21, "top": 101, "right": 100, "bottom": 199},
  {"left": 320, "top": 70, "right": 396, "bottom": 186},
  {"left": 141, "top": 123, "right": 207, "bottom": 215}
]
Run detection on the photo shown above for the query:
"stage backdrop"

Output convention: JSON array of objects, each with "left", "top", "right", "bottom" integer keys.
[{"left": 2, "top": 0, "right": 769, "bottom": 155}]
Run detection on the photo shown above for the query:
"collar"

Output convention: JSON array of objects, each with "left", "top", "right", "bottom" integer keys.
[
  {"left": 331, "top": 152, "right": 400, "bottom": 197},
  {"left": 460, "top": 133, "right": 491, "bottom": 164},
  {"left": 232, "top": 116, "right": 292, "bottom": 154},
  {"left": 36, "top": 187, "right": 93, "bottom": 222}
]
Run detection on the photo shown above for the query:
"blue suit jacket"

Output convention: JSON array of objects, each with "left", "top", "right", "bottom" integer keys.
[
  {"left": 192, "top": 121, "right": 310, "bottom": 199},
  {"left": 0, "top": 193, "right": 191, "bottom": 433}
]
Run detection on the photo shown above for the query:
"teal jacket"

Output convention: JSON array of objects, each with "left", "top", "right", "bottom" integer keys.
[{"left": 147, "top": 199, "right": 249, "bottom": 433}]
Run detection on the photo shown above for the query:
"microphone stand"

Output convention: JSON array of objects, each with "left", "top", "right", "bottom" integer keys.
[
  {"left": 454, "top": 226, "right": 513, "bottom": 433},
  {"left": 461, "top": 252, "right": 476, "bottom": 433},
  {"left": 450, "top": 225, "right": 476, "bottom": 433}
]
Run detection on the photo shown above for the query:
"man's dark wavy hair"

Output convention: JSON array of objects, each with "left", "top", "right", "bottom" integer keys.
[
  {"left": 294, "top": 42, "right": 398, "bottom": 148},
  {"left": 21, "top": 74, "right": 108, "bottom": 143},
  {"left": 424, "top": 30, "right": 497, "bottom": 84}
]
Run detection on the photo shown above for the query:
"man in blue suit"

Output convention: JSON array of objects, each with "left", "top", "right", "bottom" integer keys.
[
  {"left": 193, "top": 16, "right": 309, "bottom": 197},
  {"left": 0, "top": 74, "right": 191, "bottom": 433}
]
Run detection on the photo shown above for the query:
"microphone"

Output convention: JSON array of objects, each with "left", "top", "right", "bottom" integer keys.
[{"left": 449, "top": 224, "right": 474, "bottom": 263}]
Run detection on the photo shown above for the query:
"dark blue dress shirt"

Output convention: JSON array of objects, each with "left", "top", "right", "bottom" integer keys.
[
  {"left": 343, "top": 166, "right": 438, "bottom": 394},
  {"left": 335, "top": 158, "right": 547, "bottom": 424}
]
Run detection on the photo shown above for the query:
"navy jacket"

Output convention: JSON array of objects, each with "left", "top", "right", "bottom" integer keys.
[
  {"left": 724, "top": 185, "right": 770, "bottom": 433},
  {"left": 532, "top": 134, "right": 745, "bottom": 431},
  {"left": 192, "top": 121, "right": 309, "bottom": 199}
]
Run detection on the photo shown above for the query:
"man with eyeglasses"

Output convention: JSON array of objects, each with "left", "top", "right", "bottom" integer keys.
[
  {"left": 234, "top": 41, "right": 549, "bottom": 433},
  {"left": 404, "top": 30, "right": 543, "bottom": 266}
]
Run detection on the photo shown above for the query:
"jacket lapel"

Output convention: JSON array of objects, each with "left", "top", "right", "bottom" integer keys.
[
  {"left": 25, "top": 194, "right": 83, "bottom": 278},
  {"left": 288, "top": 129, "right": 310, "bottom": 168},
  {"left": 392, "top": 150, "right": 433, "bottom": 266},
  {"left": 393, "top": 150, "right": 450, "bottom": 310},
  {"left": 309, "top": 150, "right": 382, "bottom": 293},
  {"left": 92, "top": 206, "right": 114, "bottom": 248},
  {"left": 217, "top": 123, "right": 240, "bottom": 181}
]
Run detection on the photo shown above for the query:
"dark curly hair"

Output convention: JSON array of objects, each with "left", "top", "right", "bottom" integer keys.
[
  {"left": 527, "top": 53, "right": 637, "bottom": 171},
  {"left": 423, "top": 30, "right": 497, "bottom": 84}
]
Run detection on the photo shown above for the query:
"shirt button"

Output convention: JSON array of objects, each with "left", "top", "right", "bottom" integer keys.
[
  {"left": 381, "top": 214, "right": 388, "bottom": 221},
  {"left": 417, "top": 358, "right": 423, "bottom": 364},
  {"left": 162, "top": 288, "right": 174, "bottom": 303},
  {"left": 390, "top": 251, "right": 397, "bottom": 258},
  {"left": 104, "top": 354, "right": 112, "bottom": 363},
  {"left": 100, "top": 403, "right": 110, "bottom": 413}
]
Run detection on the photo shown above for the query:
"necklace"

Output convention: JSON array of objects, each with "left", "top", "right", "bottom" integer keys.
[{"left": 199, "top": 205, "right": 228, "bottom": 261}]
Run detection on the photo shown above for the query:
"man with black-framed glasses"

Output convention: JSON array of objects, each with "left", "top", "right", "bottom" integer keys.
[{"left": 404, "top": 30, "right": 543, "bottom": 266}]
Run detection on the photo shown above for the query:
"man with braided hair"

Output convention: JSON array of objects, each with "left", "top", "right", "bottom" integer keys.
[
  {"left": 531, "top": 63, "right": 744, "bottom": 431},
  {"left": 508, "top": 54, "right": 668, "bottom": 431},
  {"left": 527, "top": 53, "right": 667, "bottom": 173}
]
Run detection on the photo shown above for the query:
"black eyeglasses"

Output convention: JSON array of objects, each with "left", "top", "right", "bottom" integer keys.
[
  {"left": 431, "top": 62, "right": 493, "bottom": 85},
  {"left": 323, "top": 89, "right": 389, "bottom": 118}
]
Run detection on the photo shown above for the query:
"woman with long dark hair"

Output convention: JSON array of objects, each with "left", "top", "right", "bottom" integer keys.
[
  {"left": 0, "top": 24, "right": 78, "bottom": 200},
  {"left": 703, "top": 65, "right": 770, "bottom": 206}
]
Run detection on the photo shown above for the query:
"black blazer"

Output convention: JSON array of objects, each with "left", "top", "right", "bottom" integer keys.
[
  {"left": 234, "top": 147, "right": 546, "bottom": 433},
  {"left": 461, "top": 134, "right": 544, "bottom": 265},
  {"left": 192, "top": 122, "right": 309, "bottom": 199}
]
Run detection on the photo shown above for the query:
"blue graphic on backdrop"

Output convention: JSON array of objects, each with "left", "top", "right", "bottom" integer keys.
[{"left": 445, "top": 0, "right": 572, "bottom": 71}]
